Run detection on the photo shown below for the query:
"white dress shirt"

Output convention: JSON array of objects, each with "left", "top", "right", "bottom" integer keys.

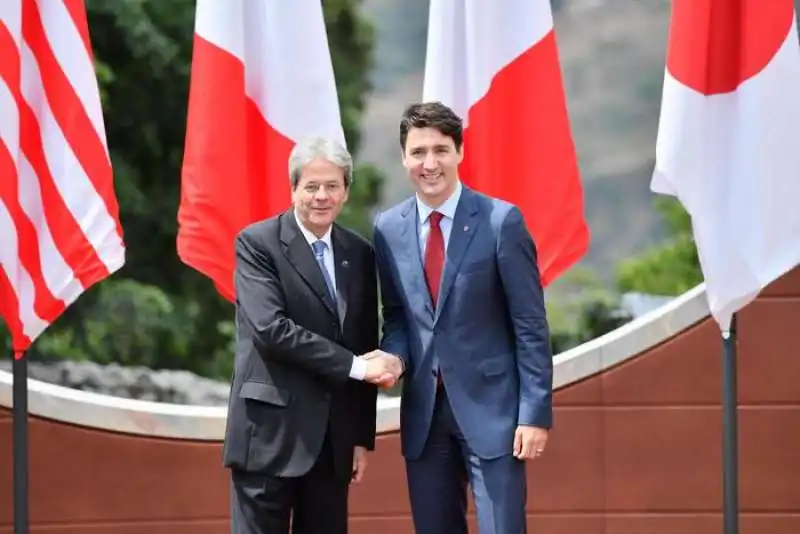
[
  {"left": 416, "top": 180, "right": 463, "bottom": 256},
  {"left": 294, "top": 211, "right": 366, "bottom": 380}
]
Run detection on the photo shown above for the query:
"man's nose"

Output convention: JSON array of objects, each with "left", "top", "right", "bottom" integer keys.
[
  {"left": 423, "top": 152, "right": 438, "bottom": 169},
  {"left": 313, "top": 187, "right": 330, "bottom": 200}
]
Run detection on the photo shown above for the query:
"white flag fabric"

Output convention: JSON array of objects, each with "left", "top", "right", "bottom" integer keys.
[{"left": 652, "top": 0, "right": 800, "bottom": 330}]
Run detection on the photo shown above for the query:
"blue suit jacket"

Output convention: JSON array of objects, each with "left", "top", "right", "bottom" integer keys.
[{"left": 373, "top": 186, "right": 553, "bottom": 461}]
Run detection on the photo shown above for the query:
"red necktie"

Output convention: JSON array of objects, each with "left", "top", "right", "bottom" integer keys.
[{"left": 424, "top": 211, "right": 445, "bottom": 307}]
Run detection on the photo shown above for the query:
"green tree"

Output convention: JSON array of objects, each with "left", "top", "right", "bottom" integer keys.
[
  {"left": 545, "top": 267, "right": 631, "bottom": 354},
  {"left": 616, "top": 197, "right": 702, "bottom": 296},
  {"left": 3, "top": 0, "right": 384, "bottom": 379}
]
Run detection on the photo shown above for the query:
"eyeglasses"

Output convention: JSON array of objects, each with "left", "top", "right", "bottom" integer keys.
[{"left": 302, "top": 182, "right": 344, "bottom": 195}]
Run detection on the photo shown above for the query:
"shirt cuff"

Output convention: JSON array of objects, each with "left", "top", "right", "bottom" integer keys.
[{"left": 349, "top": 356, "right": 367, "bottom": 380}]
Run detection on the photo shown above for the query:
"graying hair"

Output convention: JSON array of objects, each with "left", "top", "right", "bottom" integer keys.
[{"left": 288, "top": 136, "right": 353, "bottom": 189}]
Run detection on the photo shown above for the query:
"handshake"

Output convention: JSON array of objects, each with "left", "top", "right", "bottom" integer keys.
[{"left": 359, "top": 350, "right": 403, "bottom": 388}]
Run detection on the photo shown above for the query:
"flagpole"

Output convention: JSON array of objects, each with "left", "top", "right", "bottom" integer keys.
[
  {"left": 795, "top": 0, "right": 800, "bottom": 46},
  {"left": 722, "top": 3, "right": 798, "bottom": 529},
  {"left": 721, "top": 314, "right": 738, "bottom": 534},
  {"left": 12, "top": 350, "right": 29, "bottom": 534}
]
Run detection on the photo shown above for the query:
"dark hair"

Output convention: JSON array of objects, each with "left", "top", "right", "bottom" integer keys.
[{"left": 399, "top": 101, "right": 463, "bottom": 151}]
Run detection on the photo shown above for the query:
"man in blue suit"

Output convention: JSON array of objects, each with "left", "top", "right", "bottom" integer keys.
[{"left": 371, "top": 101, "right": 553, "bottom": 534}]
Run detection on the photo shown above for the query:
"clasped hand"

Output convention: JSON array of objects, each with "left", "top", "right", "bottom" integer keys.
[{"left": 359, "top": 350, "right": 403, "bottom": 388}]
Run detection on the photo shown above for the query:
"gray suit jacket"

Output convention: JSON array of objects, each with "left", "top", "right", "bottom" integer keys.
[
  {"left": 223, "top": 211, "right": 379, "bottom": 481},
  {"left": 373, "top": 186, "right": 553, "bottom": 461}
]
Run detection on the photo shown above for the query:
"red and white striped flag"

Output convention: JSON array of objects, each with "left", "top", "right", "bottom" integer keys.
[
  {"left": 422, "top": 0, "right": 589, "bottom": 286},
  {"left": 652, "top": 0, "right": 800, "bottom": 329},
  {"left": 178, "top": 0, "right": 345, "bottom": 301},
  {"left": 0, "top": 0, "right": 124, "bottom": 354}
]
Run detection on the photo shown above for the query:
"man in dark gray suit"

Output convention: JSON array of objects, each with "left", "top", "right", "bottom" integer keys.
[
  {"left": 371, "top": 102, "right": 554, "bottom": 534},
  {"left": 223, "top": 136, "right": 399, "bottom": 534}
]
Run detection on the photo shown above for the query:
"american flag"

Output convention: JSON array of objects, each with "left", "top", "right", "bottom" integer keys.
[{"left": 0, "top": 0, "right": 124, "bottom": 355}]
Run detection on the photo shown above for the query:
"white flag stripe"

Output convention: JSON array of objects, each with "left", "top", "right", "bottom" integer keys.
[
  {"left": 36, "top": 0, "right": 109, "bottom": 156},
  {"left": 422, "top": 0, "right": 470, "bottom": 119},
  {"left": 0, "top": 199, "right": 49, "bottom": 341},
  {"left": 0, "top": 73, "right": 20, "bottom": 167},
  {"left": 194, "top": 0, "right": 344, "bottom": 146},
  {"left": 0, "top": 0, "right": 22, "bottom": 40},
  {"left": 0, "top": 4, "right": 22, "bottom": 179},
  {"left": 422, "top": 0, "right": 553, "bottom": 122},
  {"left": 19, "top": 153, "right": 83, "bottom": 300},
  {"left": 194, "top": 0, "right": 245, "bottom": 59},
  {"left": 242, "top": 0, "right": 344, "bottom": 145},
  {"left": 20, "top": 40, "right": 123, "bottom": 272}
]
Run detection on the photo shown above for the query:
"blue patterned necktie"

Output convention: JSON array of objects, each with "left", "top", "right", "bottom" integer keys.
[{"left": 312, "top": 240, "right": 336, "bottom": 303}]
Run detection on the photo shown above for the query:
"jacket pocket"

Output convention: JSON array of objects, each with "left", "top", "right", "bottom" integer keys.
[
  {"left": 238, "top": 381, "right": 291, "bottom": 407},
  {"left": 478, "top": 358, "right": 506, "bottom": 377}
]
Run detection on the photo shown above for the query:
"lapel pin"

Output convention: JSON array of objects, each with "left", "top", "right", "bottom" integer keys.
[
  {"left": 341, "top": 260, "right": 349, "bottom": 267},
  {"left": 463, "top": 225, "right": 469, "bottom": 232}
]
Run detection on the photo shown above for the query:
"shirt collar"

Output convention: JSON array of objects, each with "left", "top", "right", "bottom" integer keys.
[
  {"left": 293, "top": 209, "right": 333, "bottom": 249},
  {"left": 416, "top": 180, "right": 463, "bottom": 224}
]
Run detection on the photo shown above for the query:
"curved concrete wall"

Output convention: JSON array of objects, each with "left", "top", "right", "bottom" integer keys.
[{"left": 1, "top": 267, "right": 798, "bottom": 533}]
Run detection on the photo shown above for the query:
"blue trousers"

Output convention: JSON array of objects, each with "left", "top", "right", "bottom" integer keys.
[{"left": 405, "top": 388, "right": 528, "bottom": 534}]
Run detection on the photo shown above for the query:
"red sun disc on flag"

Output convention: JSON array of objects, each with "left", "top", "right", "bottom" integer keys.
[{"left": 666, "top": 0, "right": 795, "bottom": 95}]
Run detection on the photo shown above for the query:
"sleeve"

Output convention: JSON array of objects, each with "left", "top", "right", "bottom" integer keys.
[
  {"left": 496, "top": 207, "right": 554, "bottom": 429},
  {"left": 355, "top": 245, "right": 380, "bottom": 449},
  {"left": 373, "top": 214, "right": 412, "bottom": 375}
]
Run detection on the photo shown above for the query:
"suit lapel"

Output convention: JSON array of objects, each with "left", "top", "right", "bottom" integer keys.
[
  {"left": 279, "top": 212, "right": 338, "bottom": 318},
  {"left": 435, "top": 189, "right": 480, "bottom": 323},
  {"left": 331, "top": 225, "right": 350, "bottom": 324},
  {"left": 400, "top": 199, "right": 435, "bottom": 319}
]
